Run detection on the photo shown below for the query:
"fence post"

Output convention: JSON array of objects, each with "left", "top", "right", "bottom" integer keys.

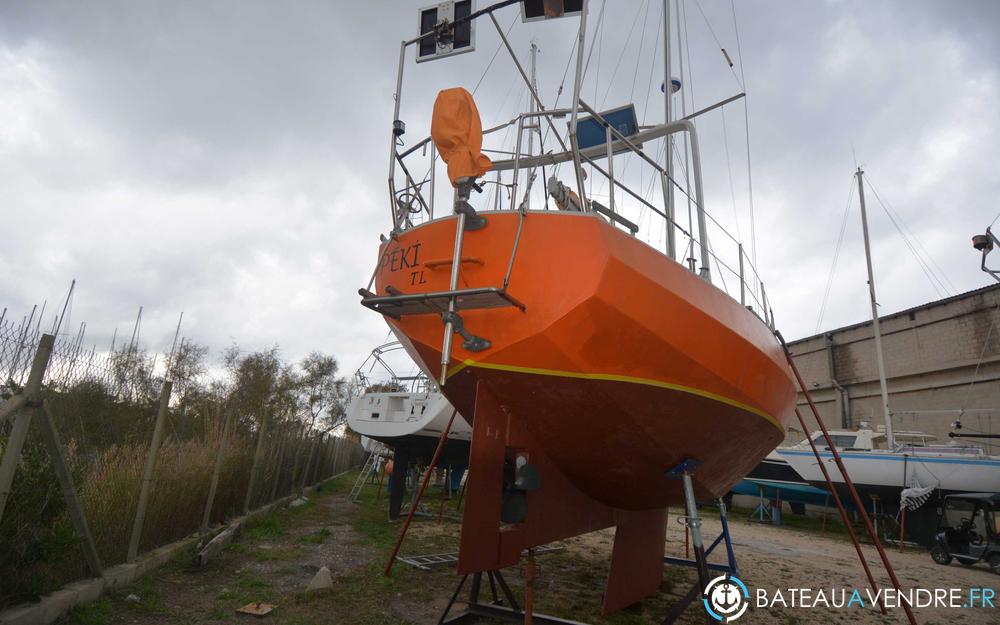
[
  {"left": 39, "top": 400, "right": 103, "bottom": 576},
  {"left": 288, "top": 422, "right": 306, "bottom": 492},
  {"left": 322, "top": 437, "right": 333, "bottom": 479},
  {"left": 331, "top": 436, "right": 342, "bottom": 477},
  {"left": 267, "top": 421, "right": 288, "bottom": 503},
  {"left": 201, "top": 401, "right": 234, "bottom": 533},
  {"left": 127, "top": 379, "right": 173, "bottom": 561},
  {"left": 243, "top": 408, "right": 269, "bottom": 515},
  {"left": 0, "top": 334, "right": 54, "bottom": 523},
  {"left": 299, "top": 432, "right": 319, "bottom": 495}
]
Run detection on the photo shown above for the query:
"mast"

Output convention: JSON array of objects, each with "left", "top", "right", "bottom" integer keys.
[
  {"left": 525, "top": 41, "right": 538, "bottom": 210},
  {"left": 662, "top": 0, "right": 675, "bottom": 260},
  {"left": 856, "top": 167, "right": 895, "bottom": 448}
]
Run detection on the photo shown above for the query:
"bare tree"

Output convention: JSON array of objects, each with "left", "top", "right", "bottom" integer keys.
[{"left": 297, "top": 352, "right": 346, "bottom": 432}]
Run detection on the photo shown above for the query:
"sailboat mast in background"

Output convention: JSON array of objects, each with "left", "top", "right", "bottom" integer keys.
[{"left": 856, "top": 167, "right": 896, "bottom": 448}]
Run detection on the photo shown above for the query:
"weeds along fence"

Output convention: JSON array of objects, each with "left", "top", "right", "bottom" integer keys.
[{"left": 0, "top": 318, "right": 365, "bottom": 609}]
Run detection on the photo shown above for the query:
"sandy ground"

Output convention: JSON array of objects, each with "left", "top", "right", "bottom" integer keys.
[
  {"left": 651, "top": 507, "right": 1000, "bottom": 624},
  {"left": 55, "top": 476, "right": 1000, "bottom": 625}
]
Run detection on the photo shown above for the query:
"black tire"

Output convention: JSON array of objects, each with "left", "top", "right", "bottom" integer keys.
[
  {"left": 989, "top": 554, "right": 1000, "bottom": 575},
  {"left": 931, "top": 544, "right": 953, "bottom": 565}
]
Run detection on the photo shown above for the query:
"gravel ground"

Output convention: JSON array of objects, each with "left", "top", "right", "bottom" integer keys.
[{"left": 55, "top": 474, "right": 1000, "bottom": 625}]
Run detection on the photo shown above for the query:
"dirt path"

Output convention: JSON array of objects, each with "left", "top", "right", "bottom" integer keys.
[{"left": 57, "top": 475, "right": 1000, "bottom": 625}]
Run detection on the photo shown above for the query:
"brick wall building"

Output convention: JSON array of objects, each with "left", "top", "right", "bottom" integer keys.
[{"left": 786, "top": 284, "right": 1000, "bottom": 444}]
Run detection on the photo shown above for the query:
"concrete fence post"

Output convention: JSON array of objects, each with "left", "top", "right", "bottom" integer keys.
[
  {"left": 331, "top": 436, "right": 342, "bottom": 477},
  {"left": 0, "top": 334, "right": 55, "bottom": 523},
  {"left": 243, "top": 408, "right": 269, "bottom": 515},
  {"left": 201, "top": 401, "right": 234, "bottom": 533},
  {"left": 321, "top": 437, "right": 332, "bottom": 480},
  {"left": 39, "top": 400, "right": 103, "bottom": 576},
  {"left": 299, "top": 432, "right": 319, "bottom": 495},
  {"left": 267, "top": 422, "right": 288, "bottom": 503},
  {"left": 288, "top": 422, "right": 306, "bottom": 492},
  {"left": 128, "top": 379, "right": 173, "bottom": 561}
]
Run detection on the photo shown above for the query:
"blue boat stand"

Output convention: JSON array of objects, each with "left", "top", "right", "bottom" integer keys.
[{"left": 661, "top": 459, "right": 740, "bottom": 624}]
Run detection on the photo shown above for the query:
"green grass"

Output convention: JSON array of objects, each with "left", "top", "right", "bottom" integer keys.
[
  {"left": 214, "top": 570, "right": 278, "bottom": 608},
  {"left": 108, "top": 574, "right": 169, "bottom": 616},
  {"left": 60, "top": 598, "right": 112, "bottom": 625},
  {"left": 296, "top": 527, "right": 331, "bottom": 544},
  {"left": 243, "top": 514, "right": 289, "bottom": 541}
]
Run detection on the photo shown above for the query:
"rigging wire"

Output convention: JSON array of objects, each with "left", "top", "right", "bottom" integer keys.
[
  {"left": 815, "top": 176, "right": 856, "bottom": 334},
  {"left": 610, "top": 1, "right": 662, "bottom": 203},
  {"left": 472, "top": 12, "right": 520, "bottom": 96},
  {"left": 865, "top": 174, "right": 957, "bottom": 295},
  {"left": 730, "top": 0, "right": 758, "bottom": 287},
  {"left": 592, "top": 0, "right": 652, "bottom": 200},
  {"left": 720, "top": 105, "right": 742, "bottom": 242},
  {"left": 959, "top": 297, "right": 1000, "bottom": 416},
  {"left": 864, "top": 179, "right": 949, "bottom": 298},
  {"left": 581, "top": 0, "right": 608, "bottom": 87},
  {"left": 599, "top": 0, "right": 647, "bottom": 109},
  {"left": 691, "top": 0, "right": 744, "bottom": 90},
  {"left": 628, "top": 0, "right": 653, "bottom": 106}
]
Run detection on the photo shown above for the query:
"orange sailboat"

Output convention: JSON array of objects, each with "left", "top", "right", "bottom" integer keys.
[{"left": 360, "top": 0, "right": 796, "bottom": 617}]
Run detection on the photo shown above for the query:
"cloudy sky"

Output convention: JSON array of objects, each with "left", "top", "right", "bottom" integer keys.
[{"left": 1, "top": 0, "right": 998, "bottom": 378}]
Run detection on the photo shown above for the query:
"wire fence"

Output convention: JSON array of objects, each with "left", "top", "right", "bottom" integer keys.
[{"left": 0, "top": 317, "right": 364, "bottom": 609}]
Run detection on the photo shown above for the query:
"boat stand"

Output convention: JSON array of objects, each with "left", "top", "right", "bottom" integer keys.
[
  {"left": 436, "top": 459, "right": 741, "bottom": 625},
  {"left": 436, "top": 568, "right": 588, "bottom": 625},
  {"left": 660, "top": 459, "right": 734, "bottom": 625},
  {"left": 749, "top": 484, "right": 774, "bottom": 523}
]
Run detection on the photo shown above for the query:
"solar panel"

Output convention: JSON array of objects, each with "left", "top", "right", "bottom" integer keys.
[
  {"left": 573, "top": 104, "right": 641, "bottom": 152},
  {"left": 416, "top": 1, "right": 476, "bottom": 63}
]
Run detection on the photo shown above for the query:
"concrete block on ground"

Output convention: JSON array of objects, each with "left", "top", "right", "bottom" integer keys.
[
  {"left": 305, "top": 566, "right": 333, "bottom": 591},
  {"left": 193, "top": 526, "right": 237, "bottom": 568},
  {"left": 103, "top": 563, "right": 138, "bottom": 590},
  {"left": 148, "top": 543, "right": 181, "bottom": 567},
  {"left": 62, "top": 578, "right": 105, "bottom": 604},
  {"left": 0, "top": 603, "right": 44, "bottom": 625},
  {"left": 41, "top": 588, "right": 79, "bottom": 623}
]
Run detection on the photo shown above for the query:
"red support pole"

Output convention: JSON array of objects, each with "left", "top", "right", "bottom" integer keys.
[
  {"left": 781, "top": 338, "right": 917, "bottom": 625},
  {"left": 794, "top": 408, "right": 886, "bottom": 615},
  {"left": 384, "top": 410, "right": 457, "bottom": 576}
]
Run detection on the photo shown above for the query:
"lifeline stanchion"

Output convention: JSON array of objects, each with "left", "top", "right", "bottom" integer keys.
[
  {"left": 384, "top": 409, "right": 457, "bottom": 576},
  {"left": 779, "top": 332, "right": 918, "bottom": 625}
]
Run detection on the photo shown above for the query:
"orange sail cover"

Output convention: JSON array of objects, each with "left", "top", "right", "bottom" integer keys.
[{"left": 431, "top": 87, "right": 493, "bottom": 185}]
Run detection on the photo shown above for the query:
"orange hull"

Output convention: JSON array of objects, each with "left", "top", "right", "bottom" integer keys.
[{"left": 374, "top": 210, "right": 796, "bottom": 508}]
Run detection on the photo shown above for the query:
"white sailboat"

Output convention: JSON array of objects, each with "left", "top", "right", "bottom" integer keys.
[
  {"left": 346, "top": 341, "right": 472, "bottom": 447},
  {"left": 345, "top": 341, "right": 472, "bottom": 518},
  {"left": 778, "top": 425, "right": 1000, "bottom": 502},
  {"left": 779, "top": 168, "right": 1000, "bottom": 509}
]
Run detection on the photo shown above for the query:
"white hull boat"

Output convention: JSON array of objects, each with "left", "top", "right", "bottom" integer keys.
[{"left": 778, "top": 428, "right": 1000, "bottom": 505}]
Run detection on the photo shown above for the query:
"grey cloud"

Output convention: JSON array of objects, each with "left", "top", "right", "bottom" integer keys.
[{"left": 1, "top": 0, "right": 998, "bottom": 375}]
